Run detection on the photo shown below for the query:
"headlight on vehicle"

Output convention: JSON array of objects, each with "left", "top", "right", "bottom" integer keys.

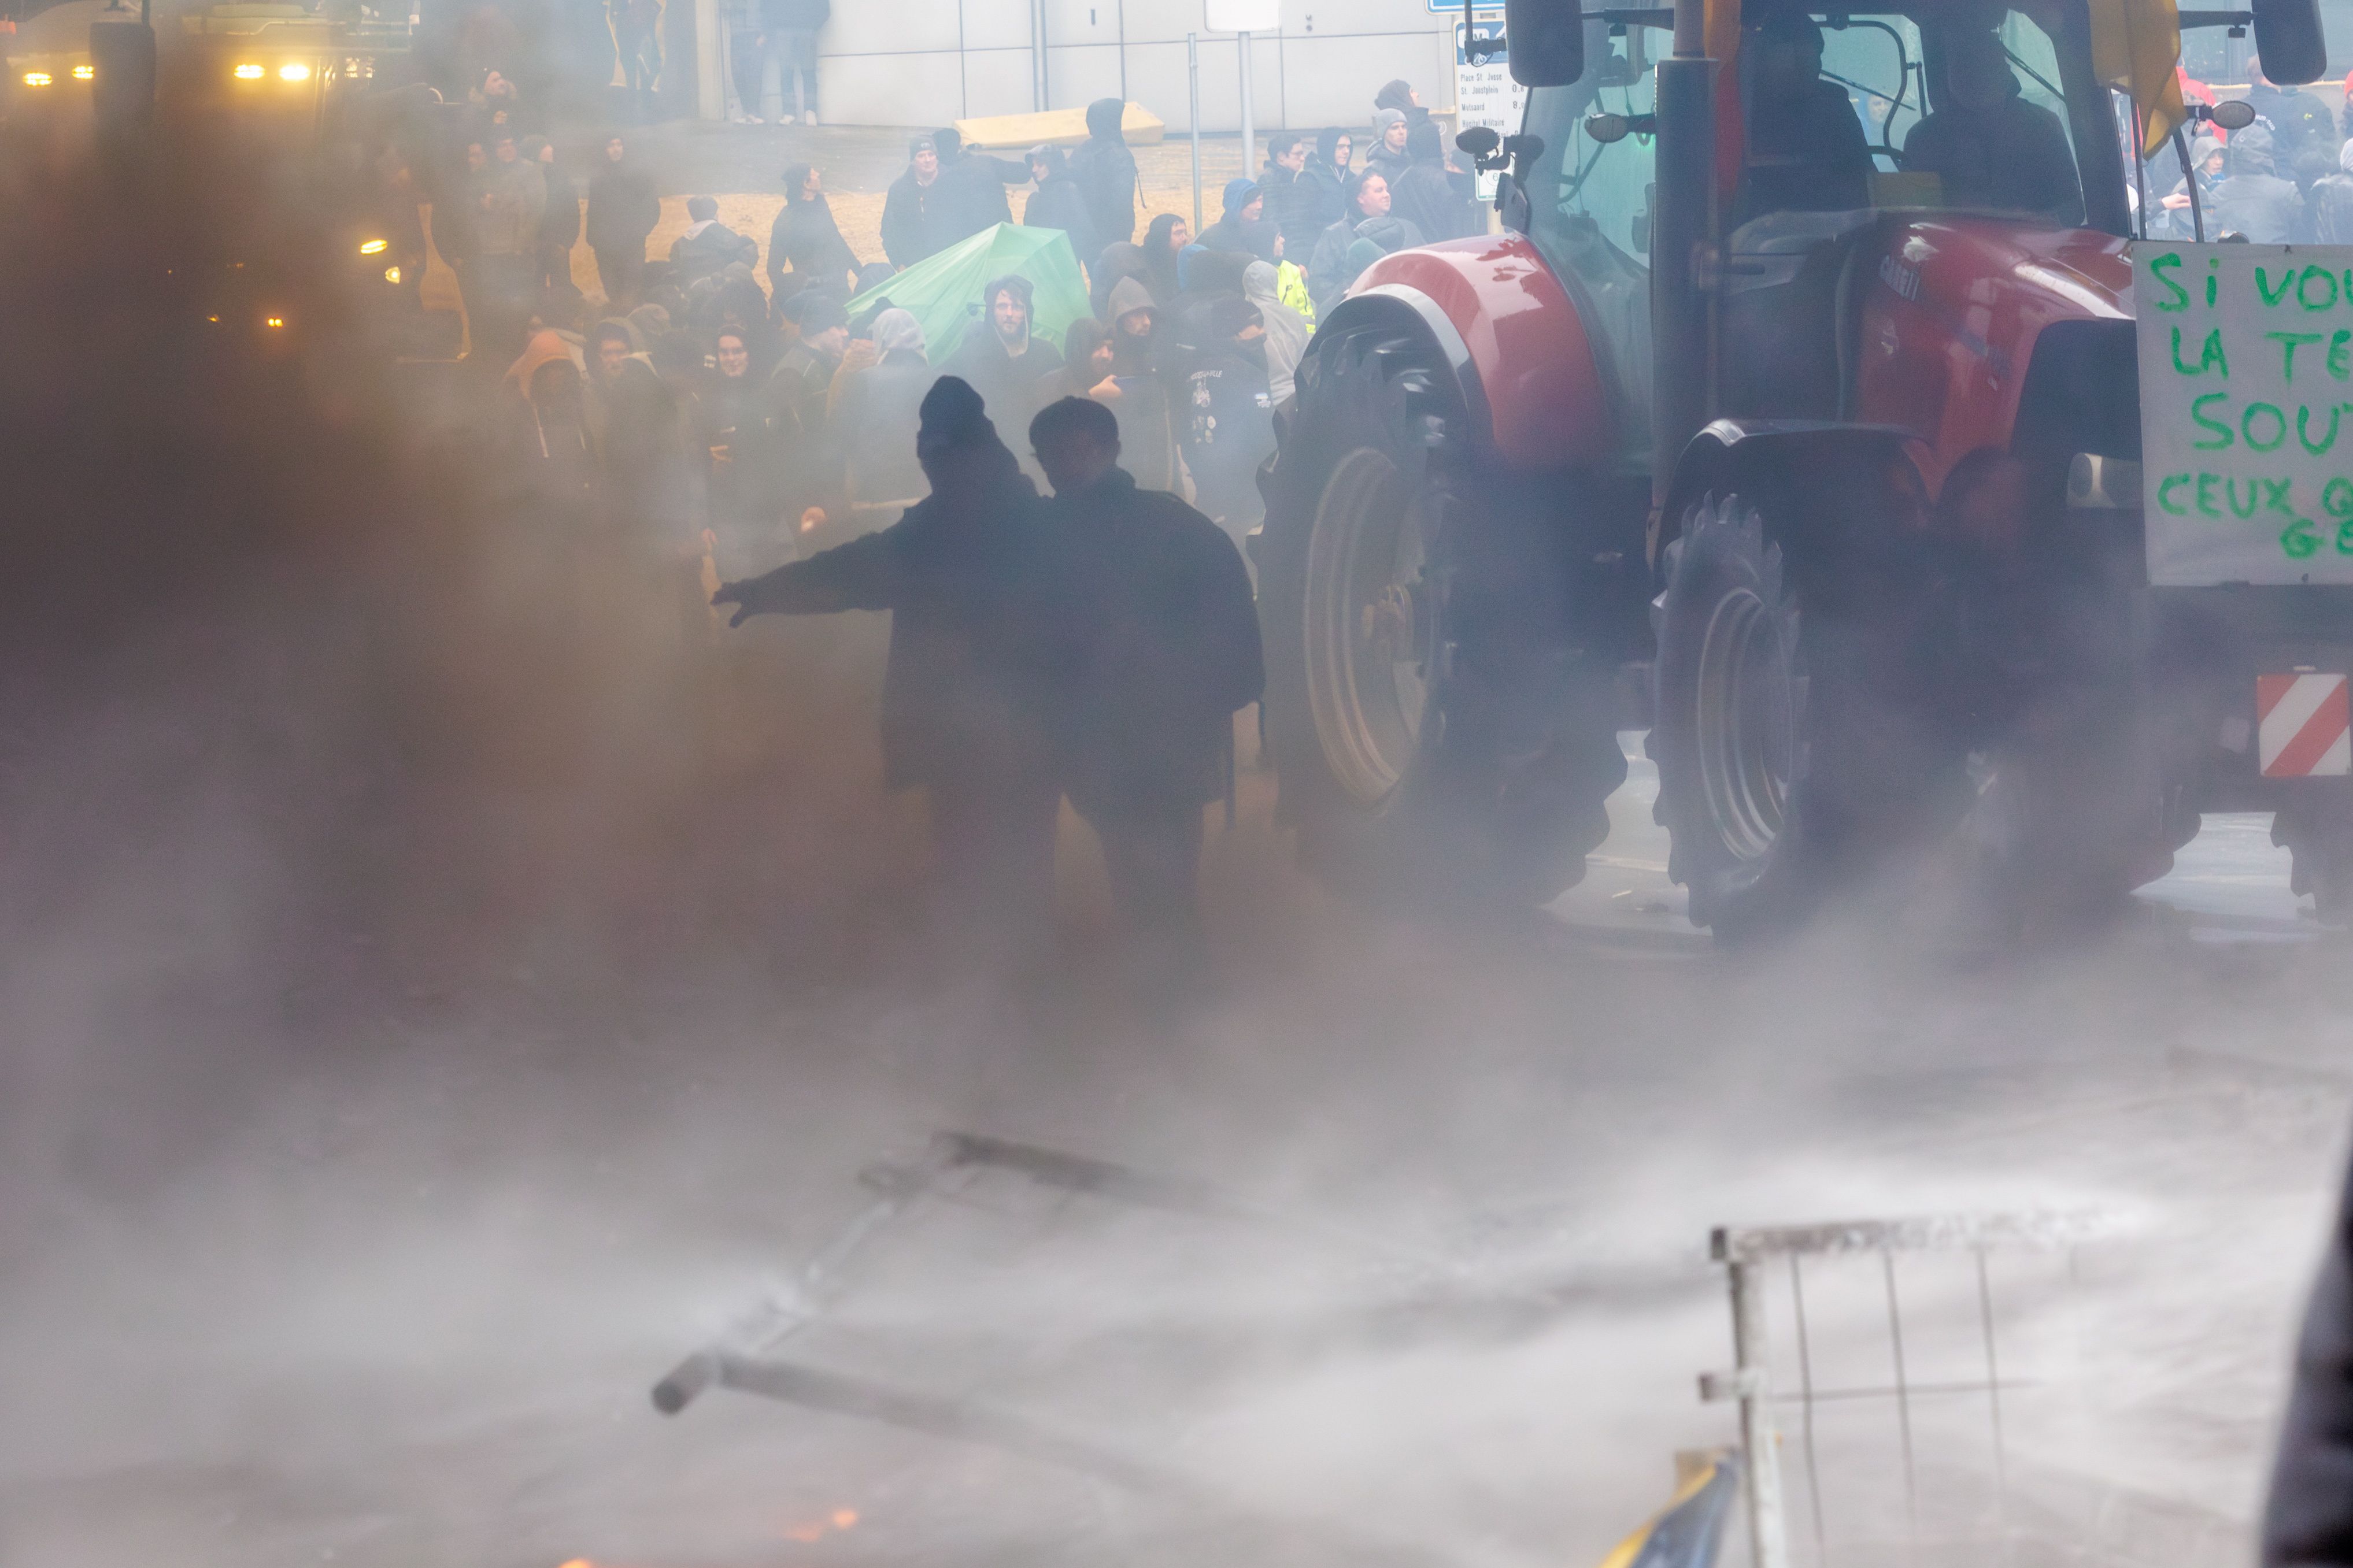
[
  {"left": 71, "top": 64, "right": 93, "bottom": 80},
  {"left": 359, "top": 238, "right": 387, "bottom": 255},
  {"left": 383, "top": 265, "right": 401, "bottom": 284},
  {"left": 278, "top": 61, "right": 310, "bottom": 81},
  {"left": 21, "top": 71, "right": 51, "bottom": 86},
  {"left": 233, "top": 62, "right": 264, "bottom": 79}
]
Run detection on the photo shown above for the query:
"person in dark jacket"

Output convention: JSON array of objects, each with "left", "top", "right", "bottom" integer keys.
[
  {"left": 1068, "top": 96, "right": 1139, "bottom": 264},
  {"left": 1176, "top": 294, "right": 1277, "bottom": 543},
  {"left": 1390, "top": 120, "right": 1475, "bottom": 240},
  {"left": 766, "top": 162, "right": 860, "bottom": 296},
  {"left": 1030, "top": 395, "right": 1264, "bottom": 973},
  {"left": 2249, "top": 58, "right": 2340, "bottom": 190},
  {"left": 701, "top": 325, "right": 781, "bottom": 575},
  {"left": 1307, "top": 172, "right": 1423, "bottom": 318},
  {"left": 1098, "top": 276, "right": 1178, "bottom": 490},
  {"left": 943, "top": 273, "right": 1063, "bottom": 447},
  {"left": 585, "top": 132, "right": 660, "bottom": 309},
  {"left": 1735, "top": 5, "right": 1873, "bottom": 221},
  {"left": 714, "top": 377, "right": 1070, "bottom": 948},
  {"left": 1364, "top": 107, "right": 1412, "bottom": 186},
  {"left": 1307, "top": 127, "right": 1356, "bottom": 231},
  {"left": 526, "top": 137, "right": 582, "bottom": 296},
  {"left": 2213, "top": 125, "right": 2306, "bottom": 242},
  {"left": 587, "top": 316, "right": 686, "bottom": 539},
  {"left": 506, "top": 329, "right": 597, "bottom": 501},
  {"left": 1900, "top": 26, "right": 2083, "bottom": 223},
  {"left": 1140, "top": 213, "right": 1189, "bottom": 304},
  {"left": 2263, "top": 1140, "right": 2353, "bottom": 1567},
  {"left": 879, "top": 134, "right": 946, "bottom": 269},
  {"left": 1259, "top": 132, "right": 1321, "bottom": 260},
  {"left": 833, "top": 307, "right": 934, "bottom": 524},
  {"left": 933, "top": 127, "right": 1029, "bottom": 245},
  {"left": 670, "top": 195, "right": 759, "bottom": 287},
  {"left": 1089, "top": 240, "right": 1149, "bottom": 320},
  {"left": 1374, "top": 77, "right": 1430, "bottom": 130},
  {"left": 2310, "top": 139, "right": 2353, "bottom": 243},
  {"left": 1198, "top": 179, "right": 1265, "bottom": 254},
  {"left": 1022, "top": 144, "right": 1101, "bottom": 275},
  {"left": 1040, "top": 314, "right": 1116, "bottom": 405}
]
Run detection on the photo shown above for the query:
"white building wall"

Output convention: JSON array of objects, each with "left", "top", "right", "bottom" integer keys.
[{"left": 809, "top": 0, "right": 1462, "bottom": 135}]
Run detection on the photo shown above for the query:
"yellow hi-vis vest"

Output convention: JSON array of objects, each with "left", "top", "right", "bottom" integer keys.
[{"left": 1275, "top": 260, "right": 1315, "bottom": 327}]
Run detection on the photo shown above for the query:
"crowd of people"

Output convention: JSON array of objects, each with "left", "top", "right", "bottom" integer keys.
[{"left": 2155, "top": 60, "right": 2353, "bottom": 241}]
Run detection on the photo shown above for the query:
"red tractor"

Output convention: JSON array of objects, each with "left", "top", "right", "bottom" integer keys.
[{"left": 1257, "top": 0, "right": 2353, "bottom": 936}]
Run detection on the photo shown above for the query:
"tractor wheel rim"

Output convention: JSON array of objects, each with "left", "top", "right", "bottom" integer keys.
[
  {"left": 1304, "top": 446, "right": 1431, "bottom": 807},
  {"left": 1695, "top": 584, "right": 1796, "bottom": 863}
]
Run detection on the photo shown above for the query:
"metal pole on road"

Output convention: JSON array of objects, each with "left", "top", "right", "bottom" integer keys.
[
  {"left": 1187, "top": 32, "right": 1203, "bottom": 232},
  {"left": 1237, "top": 29, "right": 1254, "bottom": 179}
]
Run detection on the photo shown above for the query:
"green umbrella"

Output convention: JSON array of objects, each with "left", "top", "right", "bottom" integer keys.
[{"left": 846, "top": 223, "right": 1090, "bottom": 365}]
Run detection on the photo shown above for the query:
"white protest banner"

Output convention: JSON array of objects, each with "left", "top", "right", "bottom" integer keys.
[{"left": 2137, "top": 240, "right": 2353, "bottom": 585}]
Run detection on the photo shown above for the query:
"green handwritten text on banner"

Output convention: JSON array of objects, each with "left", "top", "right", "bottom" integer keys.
[{"left": 2137, "top": 241, "right": 2353, "bottom": 585}]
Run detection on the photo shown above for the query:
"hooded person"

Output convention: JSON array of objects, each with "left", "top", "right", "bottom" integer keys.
[
  {"left": 1305, "top": 127, "right": 1357, "bottom": 233},
  {"left": 585, "top": 315, "right": 690, "bottom": 544},
  {"left": 2311, "top": 138, "right": 2353, "bottom": 243},
  {"left": 768, "top": 161, "right": 863, "bottom": 297},
  {"left": 1022, "top": 144, "right": 1101, "bottom": 273},
  {"left": 1242, "top": 260, "right": 1308, "bottom": 404},
  {"left": 1140, "top": 212, "right": 1189, "bottom": 304},
  {"left": 832, "top": 307, "right": 937, "bottom": 524},
  {"left": 1390, "top": 119, "right": 1477, "bottom": 241},
  {"left": 1374, "top": 77, "right": 1430, "bottom": 130},
  {"left": 1028, "top": 393, "right": 1264, "bottom": 983},
  {"left": 1177, "top": 294, "right": 1277, "bottom": 541},
  {"left": 1041, "top": 314, "right": 1116, "bottom": 405},
  {"left": 712, "top": 376, "right": 1071, "bottom": 951},
  {"left": 880, "top": 134, "right": 948, "bottom": 269},
  {"left": 2211, "top": 124, "right": 2305, "bottom": 242},
  {"left": 505, "top": 329, "right": 595, "bottom": 495},
  {"left": 1364, "top": 106, "right": 1412, "bottom": 186},
  {"left": 1099, "top": 274, "right": 1179, "bottom": 490},
  {"left": 1089, "top": 240, "right": 1149, "bottom": 320},
  {"left": 669, "top": 194, "right": 760, "bottom": 287},
  {"left": 1068, "top": 96, "right": 1141, "bottom": 262},
  {"left": 1899, "top": 25, "right": 2083, "bottom": 224},
  {"left": 1733, "top": 5, "right": 1873, "bottom": 221},
  {"left": 944, "top": 272, "right": 1065, "bottom": 447},
  {"left": 1199, "top": 178, "right": 1266, "bottom": 254},
  {"left": 2158, "top": 134, "right": 2228, "bottom": 237},
  {"left": 1307, "top": 170, "right": 1423, "bottom": 319}
]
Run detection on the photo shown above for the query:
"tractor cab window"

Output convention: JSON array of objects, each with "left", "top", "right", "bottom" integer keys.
[{"left": 1519, "top": 26, "right": 1661, "bottom": 468}]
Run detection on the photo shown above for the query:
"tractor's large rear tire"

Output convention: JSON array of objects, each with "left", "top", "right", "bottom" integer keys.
[
  {"left": 1649, "top": 490, "right": 1970, "bottom": 942},
  {"left": 1258, "top": 327, "right": 1625, "bottom": 908}
]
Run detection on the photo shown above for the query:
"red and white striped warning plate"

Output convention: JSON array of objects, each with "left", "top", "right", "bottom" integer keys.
[{"left": 2259, "top": 673, "right": 2352, "bottom": 777}]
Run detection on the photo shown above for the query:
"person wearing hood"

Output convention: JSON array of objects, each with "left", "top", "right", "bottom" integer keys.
[
  {"left": 1305, "top": 128, "right": 1357, "bottom": 235},
  {"left": 1259, "top": 132, "right": 1321, "bottom": 260},
  {"left": 1177, "top": 294, "right": 1278, "bottom": 546},
  {"left": 1098, "top": 275, "right": 1179, "bottom": 491},
  {"left": 527, "top": 136, "right": 582, "bottom": 296},
  {"left": 1140, "top": 213, "right": 1190, "bottom": 305},
  {"left": 764, "top": 291, "right": 852, "bottom": 542},
  {"left": 1307, "top": 171, "right": 1423, "bottom": 320},
  {"left": 832, "top": 307, "right": 935, "bottom": 528},
  {"left": 1030, "top": 394, "right": 1264, "bottom": 987},
  {"left": 1022, "top": 145, "right": 1100, "bottom": 276},
  {"left": 586, "top": 132, "right": 660, "bottom": 309},
  {"left": 944, "top": 273, "right": 1064, "bottom": 449},
  {"left": 1069, "top": 97, "right": 1140, "bottom": 261},
  {"left": 1374, "top": 78, "right": 1430, "bottom": 131},
  {"left": 1390, "top": 119, "right": 1475, "bottom": 241},
  {"left": 2212, "top": 125, "right": 2305, "bottom": 242},
  {"left": 2159, "top": 135, "right": 2229, "bottom": 236},
  {"left": 880, "top": 134, "right": 947, "bottom": 269},
  {"left": 933, "top": 126, "right": 1031, "bottom": 246},
  {"left": 768, "top": 162, "right": 862, "bottom": 297},
  {"left": 713, "top": 377, "right": 1072, "bottom": 950},
  {"left": 1089, "top": 240, "right": 1149, "bottom": 320},
  {"left": 1900, "top": 27, "right": 2082, "bottom": 223},
  {"left": 1364, "top": 108, "right": 1412, "bottom": 186},
  {"left": 1041, "top": 316, "right": 1117, "bottom": 406},
  {"left": 586, "top": 316, "right": 686, "bottom": 539},
  {"left": 1734, "top": 5, "right": 1873, "bottom": 221},
  {"left": 505, "top": 329, "right": 596, "bottom": 499},
  {"left": 1242, "top": 260, "right": 1308, "bottom": 404},
  {"left": 2309, "top": 139, "right": 2353, "bottom": 242},
  {"left": 1199, "top": 179, "right": 1266, "bottom": 255}
]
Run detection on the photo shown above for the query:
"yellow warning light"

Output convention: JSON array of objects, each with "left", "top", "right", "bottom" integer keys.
[
  {"left": 358, "top": 238, "right": 387, "bottom": 255},
  {"left": 278, "top": 61, "right": 310, "bottom": 81},
  {"left": 71, "top": 63, "right": 92, "bottom": 80},
  {"left": 382, "top": 265, "right": 400, "bottom": 283},
  {"left": 233, "top": 61, "right": 263, "bottom": 79},
  {"left": 21, "top": 70, "right": 51, "bottom": 86},
  {"left": 265, "top": 315, "right": 285, "bottom": 328}
]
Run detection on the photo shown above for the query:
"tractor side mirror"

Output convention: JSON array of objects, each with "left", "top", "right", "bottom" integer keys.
[
  {"left": 2251, "top": 0, "right": 2328, "bottom": 83},
  {"left": 1505, "top": 0, "right": 1585, "bottom": 85},
  {"left": 1456, "top": 125, "right": 1503, "bottom": 161},
  {"left": 2206, "top": 98, "right": 2258, "bottom": 129},
  {"left": 1585, "top": 112, "right": 1657, "bottom": 143}
]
